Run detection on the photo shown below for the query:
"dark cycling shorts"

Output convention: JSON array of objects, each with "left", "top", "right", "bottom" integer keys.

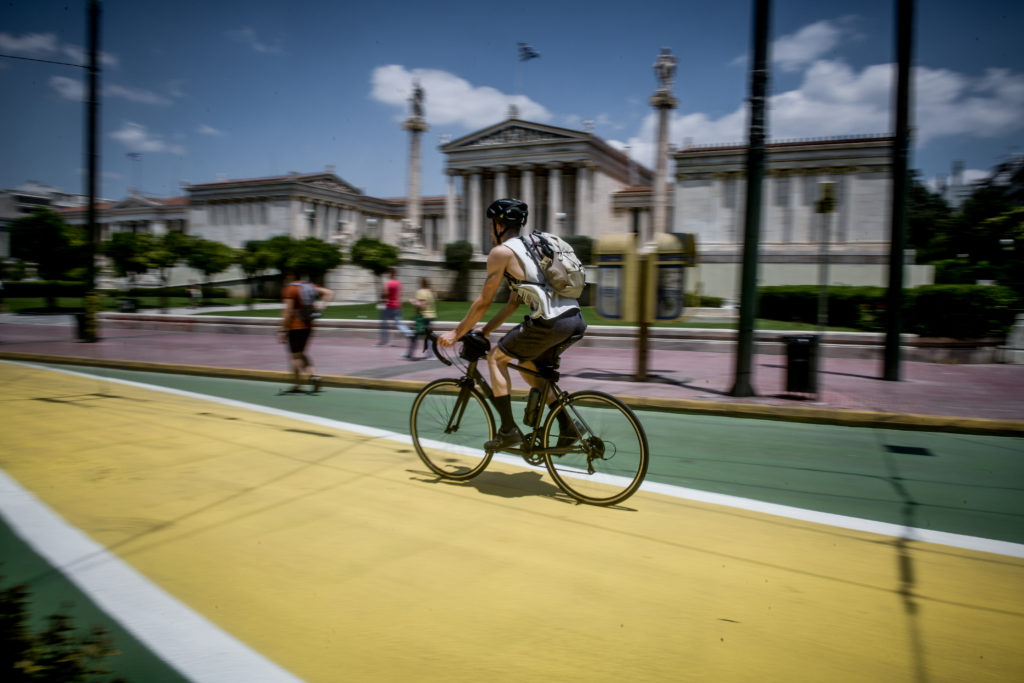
[
  {"left": 497, "top": 309, "right": 586, "bottom": 367},
  {"left": 287, "top": 328, "right": 312, "bottom": 354}
]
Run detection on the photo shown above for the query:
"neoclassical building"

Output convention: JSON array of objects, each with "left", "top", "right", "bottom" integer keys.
[
  {"left": 58, "top": 114, "right": 931, "bottom": 300},
  {"left": 672, "top": 135, "right": 932, "bottom": 298},
  {"left": 440, "top": 118, "right": 653, "bottom": 252}
]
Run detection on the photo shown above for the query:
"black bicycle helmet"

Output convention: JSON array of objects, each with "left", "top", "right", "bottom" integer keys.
[{"left": 486, "top": 198, "right": 528, "bottom": 227}]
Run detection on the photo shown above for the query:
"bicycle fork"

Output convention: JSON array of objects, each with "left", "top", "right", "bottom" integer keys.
[{"left": 444, "top": 377, "right": 478, "bottom": 435}]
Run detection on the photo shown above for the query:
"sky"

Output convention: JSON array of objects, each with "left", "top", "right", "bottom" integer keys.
[{"left": 1, "top": 0, "right": 1022, "bottom": 203}]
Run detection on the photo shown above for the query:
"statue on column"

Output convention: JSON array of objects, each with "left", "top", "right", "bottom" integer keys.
[
  {"left": 653, "top": 46, "right": 677, "bottom": 93},
  {"left": 410, "top": 80, "right": 424, "bottom": 119}
]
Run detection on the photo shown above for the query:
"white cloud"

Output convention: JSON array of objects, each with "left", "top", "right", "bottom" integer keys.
[
  {"left": 106, "top": 84, "right": 172, "bottom": 105},
  {"left": 370, "top": 65, "right": 551, "bottom": 130},
  {"left": 773, "top": 20, "right": 845, "bottom": 72},
  {"left": 0, "top": 32, "right": 116, "bottom": 67},
  {"left": 110, "top": 122, "right": 185, "bottom": 155},
  {"left": 61, "top": 43, "right": 119, "bottom": 68},
  {"left": 49, "top": 75, "right": 84, "bottom": 101},
  {"left": 0, "top": 31, "right": 58, "bottom": 56},
  {"left": 226, "top": 27, "right": 284, "bottom": 55},
  {"left": 627, "top": 57, "right": 1024, "bottom": 160},
  {"left": 198, "top": 124, "right": 223, "bottom": 136},
  {"left": 48, "top": 76, "right": 174, "bottom": 105}
]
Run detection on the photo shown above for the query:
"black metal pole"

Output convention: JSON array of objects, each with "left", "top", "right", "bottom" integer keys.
[
  {"left": 883, "top": 0, "right": 914, "bottom": 380},
  {"left": 730, "top": 0, "right": 771, "bottom": 397},
  {"left": 81, "top": 0, "right": 101, "bottom": 342}
]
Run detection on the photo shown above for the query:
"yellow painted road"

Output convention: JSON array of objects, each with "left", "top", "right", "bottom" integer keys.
[{"left": 1, "top": 362, "right": 1022, "bottom": 682}]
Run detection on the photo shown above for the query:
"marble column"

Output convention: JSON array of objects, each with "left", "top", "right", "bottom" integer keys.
[
  {"left": 494, "top": 165, "right": 508, "bottom": 199},
  {"left": 403, "top": 115, "right": 429, "bottom": 248},
  {"left": 650, "top": 90, "right": 678, "bottom": 243},
  {"left": 520, "top": 165, "right": 535, "bottom": 230},
  {"left": 547, "top": 164, "right": 562, "bottom": 235},
  {"left": 468, "top": 169, "right": 483, "bottom": 254},
  {"left": 445, "top": 169, "right": 459, "bottom": 247},
  {"left": 575, "top": 161, "right": 593, "bottom": 234}
]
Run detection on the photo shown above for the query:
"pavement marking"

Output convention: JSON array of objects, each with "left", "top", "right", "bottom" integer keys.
[
  {"left": 8, "top": 359, "right": 1024, "bottom": 560},
  {"left": 0, "top": 470, "right": 305, "bottom": 683},
  {"left": 4, "top": 361, "right": 1024, "bottom": 682}
]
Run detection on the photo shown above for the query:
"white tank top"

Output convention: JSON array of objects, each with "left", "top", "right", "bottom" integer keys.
[{"left": 504, "top": 237, "right": 579, "bottom": 320}]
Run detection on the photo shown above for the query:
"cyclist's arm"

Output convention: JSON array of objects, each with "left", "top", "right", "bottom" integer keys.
[
  {"left": 481, "top": 295, "right": 519, "bottom": 337},
  {"left": 444, "top": 247, "right": 510, "bottom": 342}
]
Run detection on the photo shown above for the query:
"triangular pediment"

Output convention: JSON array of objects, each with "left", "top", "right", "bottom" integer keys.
[
  {"left": 113, "top": 195, "right": 162, "bottom": 209},
  {"left": 444, "top": 119, "right": 587, "bottom": 151},
  {"left": 299, "top": 174, "right": 361, "bottom": 195}
]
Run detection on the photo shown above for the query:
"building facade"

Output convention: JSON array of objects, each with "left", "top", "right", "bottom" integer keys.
[
  {"left": 440, "top": 118, "right": 653, "bottom": 253},
  {"left": 49, "top": 119, "right": 931, "bottom": 301}
]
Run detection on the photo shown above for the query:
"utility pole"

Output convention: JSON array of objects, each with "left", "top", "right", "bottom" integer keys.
[
  {"left": 730, "top": 0, "right": 771, "bottom": 397},
  {"left": 883, "top": 0, "right": 914, "bottom": 380},
  {"left": 82, "top": 0, "right": 101, "bottom": 342}
]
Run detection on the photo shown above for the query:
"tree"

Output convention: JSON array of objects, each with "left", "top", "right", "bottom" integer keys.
[
  {"left": 287, "top": 237, "right": 343, "bottom": 282},
  {"left": 101, "top": 231, "right": 155, "bottom": 285},
  {"left": 9, "top": 209, "right": 88, "bottom": 286},
  {"left": 185, "top": 238, "right": 236, "bottom": 301},
  {"left": 237, "top": 240, "right": 275, "bottom": 308},
  {"left": 148, "top": 231, "right": 196, "bottom": 310},
  {"left": 350, "top": 236, "right": 399, "bottom": 296},
  {"left": 443, "top": 239, "right": 474, "bottom": 301},
  {"left": 906, "top": 173, "right": 954, "bottom": 263}
]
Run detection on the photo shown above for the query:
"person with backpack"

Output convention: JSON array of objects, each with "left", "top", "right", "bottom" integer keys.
[
  {"left": 279, "top": 270, "right": 334, "bottom": 394},
  {"left": 438, "top": 198, "right": 587, "bottom": 451}
]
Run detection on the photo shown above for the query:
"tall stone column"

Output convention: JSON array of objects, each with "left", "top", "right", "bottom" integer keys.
[
  {"left": 520, "top": 165, "right": 535, "bottom": 229},
  {"left": 403, "top": 115, "right": 428, "bottom": 249},
  {"left": 494, "top": 165, "right": 508, "bottom": 199},
  {"left": 650, "top": 47, "right": 679, "bottom": 243},
  {"left": 547, "top": 164, "right": 562, "bottom": 235},
  {"left": 650, "top": 93, "right": 678, "bottom": 242},
  {"left": 445, "top": 169, "right": 459, "bottom": 247},
  {"left": 575, "top": 161, "right": 592, "bottom": 234},
  {"left": 468, "top": 169, "right": 483, "bottom": 253}
]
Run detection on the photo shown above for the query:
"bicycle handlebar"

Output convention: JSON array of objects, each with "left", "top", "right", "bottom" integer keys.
[{"left": 427, "top": 332, "right": 452, "bottom": 366}]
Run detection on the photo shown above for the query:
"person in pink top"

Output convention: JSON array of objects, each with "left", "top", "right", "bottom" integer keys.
[{"left": 378, "top": 267, "right": 412, "bottom": 345}]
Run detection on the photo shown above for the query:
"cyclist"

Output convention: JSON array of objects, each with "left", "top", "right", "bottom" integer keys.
[{"left": 438, "top": 198, "right": 587, "bottom": 450}]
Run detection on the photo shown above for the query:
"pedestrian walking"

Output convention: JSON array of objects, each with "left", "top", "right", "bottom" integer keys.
[
  {"left": 279, "top": 271, "right": 333, "bottom": 393},
  {"left": 405, "top": 277, "right": 436, "bottom": 359},
  {"left": 378, "top": 267, "right": 412, "bottom": 346}
]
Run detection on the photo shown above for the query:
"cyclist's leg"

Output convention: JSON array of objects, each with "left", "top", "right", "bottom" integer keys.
[{"left": 483, "top": 345, "right": 522, "bottom": 449}]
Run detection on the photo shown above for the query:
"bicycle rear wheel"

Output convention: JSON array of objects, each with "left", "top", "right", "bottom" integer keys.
[
  {"left": 410, "top": 378, "right": 495, "bottom": 480},
  {"left": 542, "top": 391, "right": 649, "bottom": 506}
]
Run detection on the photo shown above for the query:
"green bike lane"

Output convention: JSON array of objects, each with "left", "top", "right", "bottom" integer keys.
[
  {"left": 2, "top": 360, "right": 1023, "bottom": 682},
  {"left": 35, "top": 361, "right": 1024, "bottom": 547}
]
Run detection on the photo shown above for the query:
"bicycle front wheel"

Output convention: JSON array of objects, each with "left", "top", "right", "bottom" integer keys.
[
  {"left": 543, "top": 391, "right": 649, "bottom": 506},
  {"left": 410, "top": 378, "right": 495, "bottom": 480}
]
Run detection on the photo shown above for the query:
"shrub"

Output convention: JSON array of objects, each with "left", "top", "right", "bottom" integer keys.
[{"left": 904, "top": 284, "right": 1018, "bottom": 338}]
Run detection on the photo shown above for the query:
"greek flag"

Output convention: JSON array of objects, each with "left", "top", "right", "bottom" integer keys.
[{"left": 517, "top": 43, "right": 540, "bottom": 61}]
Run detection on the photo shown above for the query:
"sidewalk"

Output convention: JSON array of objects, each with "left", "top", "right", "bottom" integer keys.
[{"left": 2, "top": 310, "right": 1023, "bottom": 434}]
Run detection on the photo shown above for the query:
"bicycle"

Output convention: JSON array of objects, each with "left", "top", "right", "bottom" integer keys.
[{"left": 409, "top": 332, "right": 649, "bottom": 506}]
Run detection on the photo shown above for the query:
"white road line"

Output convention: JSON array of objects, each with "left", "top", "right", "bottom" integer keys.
[
  {"left": 8, "top": 360, "right": 1024, "bottom": 559},
  {"left": 0, "top": 470, "right": 306, "bottom": 683}
]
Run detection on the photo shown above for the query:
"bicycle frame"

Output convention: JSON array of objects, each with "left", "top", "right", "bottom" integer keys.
[{"left": 438, "top": 337, "right": 586, "bottom": 461}]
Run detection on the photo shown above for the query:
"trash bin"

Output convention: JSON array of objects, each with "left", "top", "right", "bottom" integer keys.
[{"left": 783, "top": 334, "right": 819, "bottom": 393}]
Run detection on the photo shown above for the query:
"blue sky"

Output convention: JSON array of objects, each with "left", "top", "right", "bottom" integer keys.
[{"left": 2, "top": 0, "right": 1022, "bottom": 202}]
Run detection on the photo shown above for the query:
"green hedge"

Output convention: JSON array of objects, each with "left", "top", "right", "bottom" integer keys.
[
  {"left": 112, "top": 286, "right": 229, "bottom": 298},
  {"left": 758, "top": 284, "right": 1019, "bottom": 338},
  {"left": 905, "top": 284, "right": 1018, "bottom": 338}
]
